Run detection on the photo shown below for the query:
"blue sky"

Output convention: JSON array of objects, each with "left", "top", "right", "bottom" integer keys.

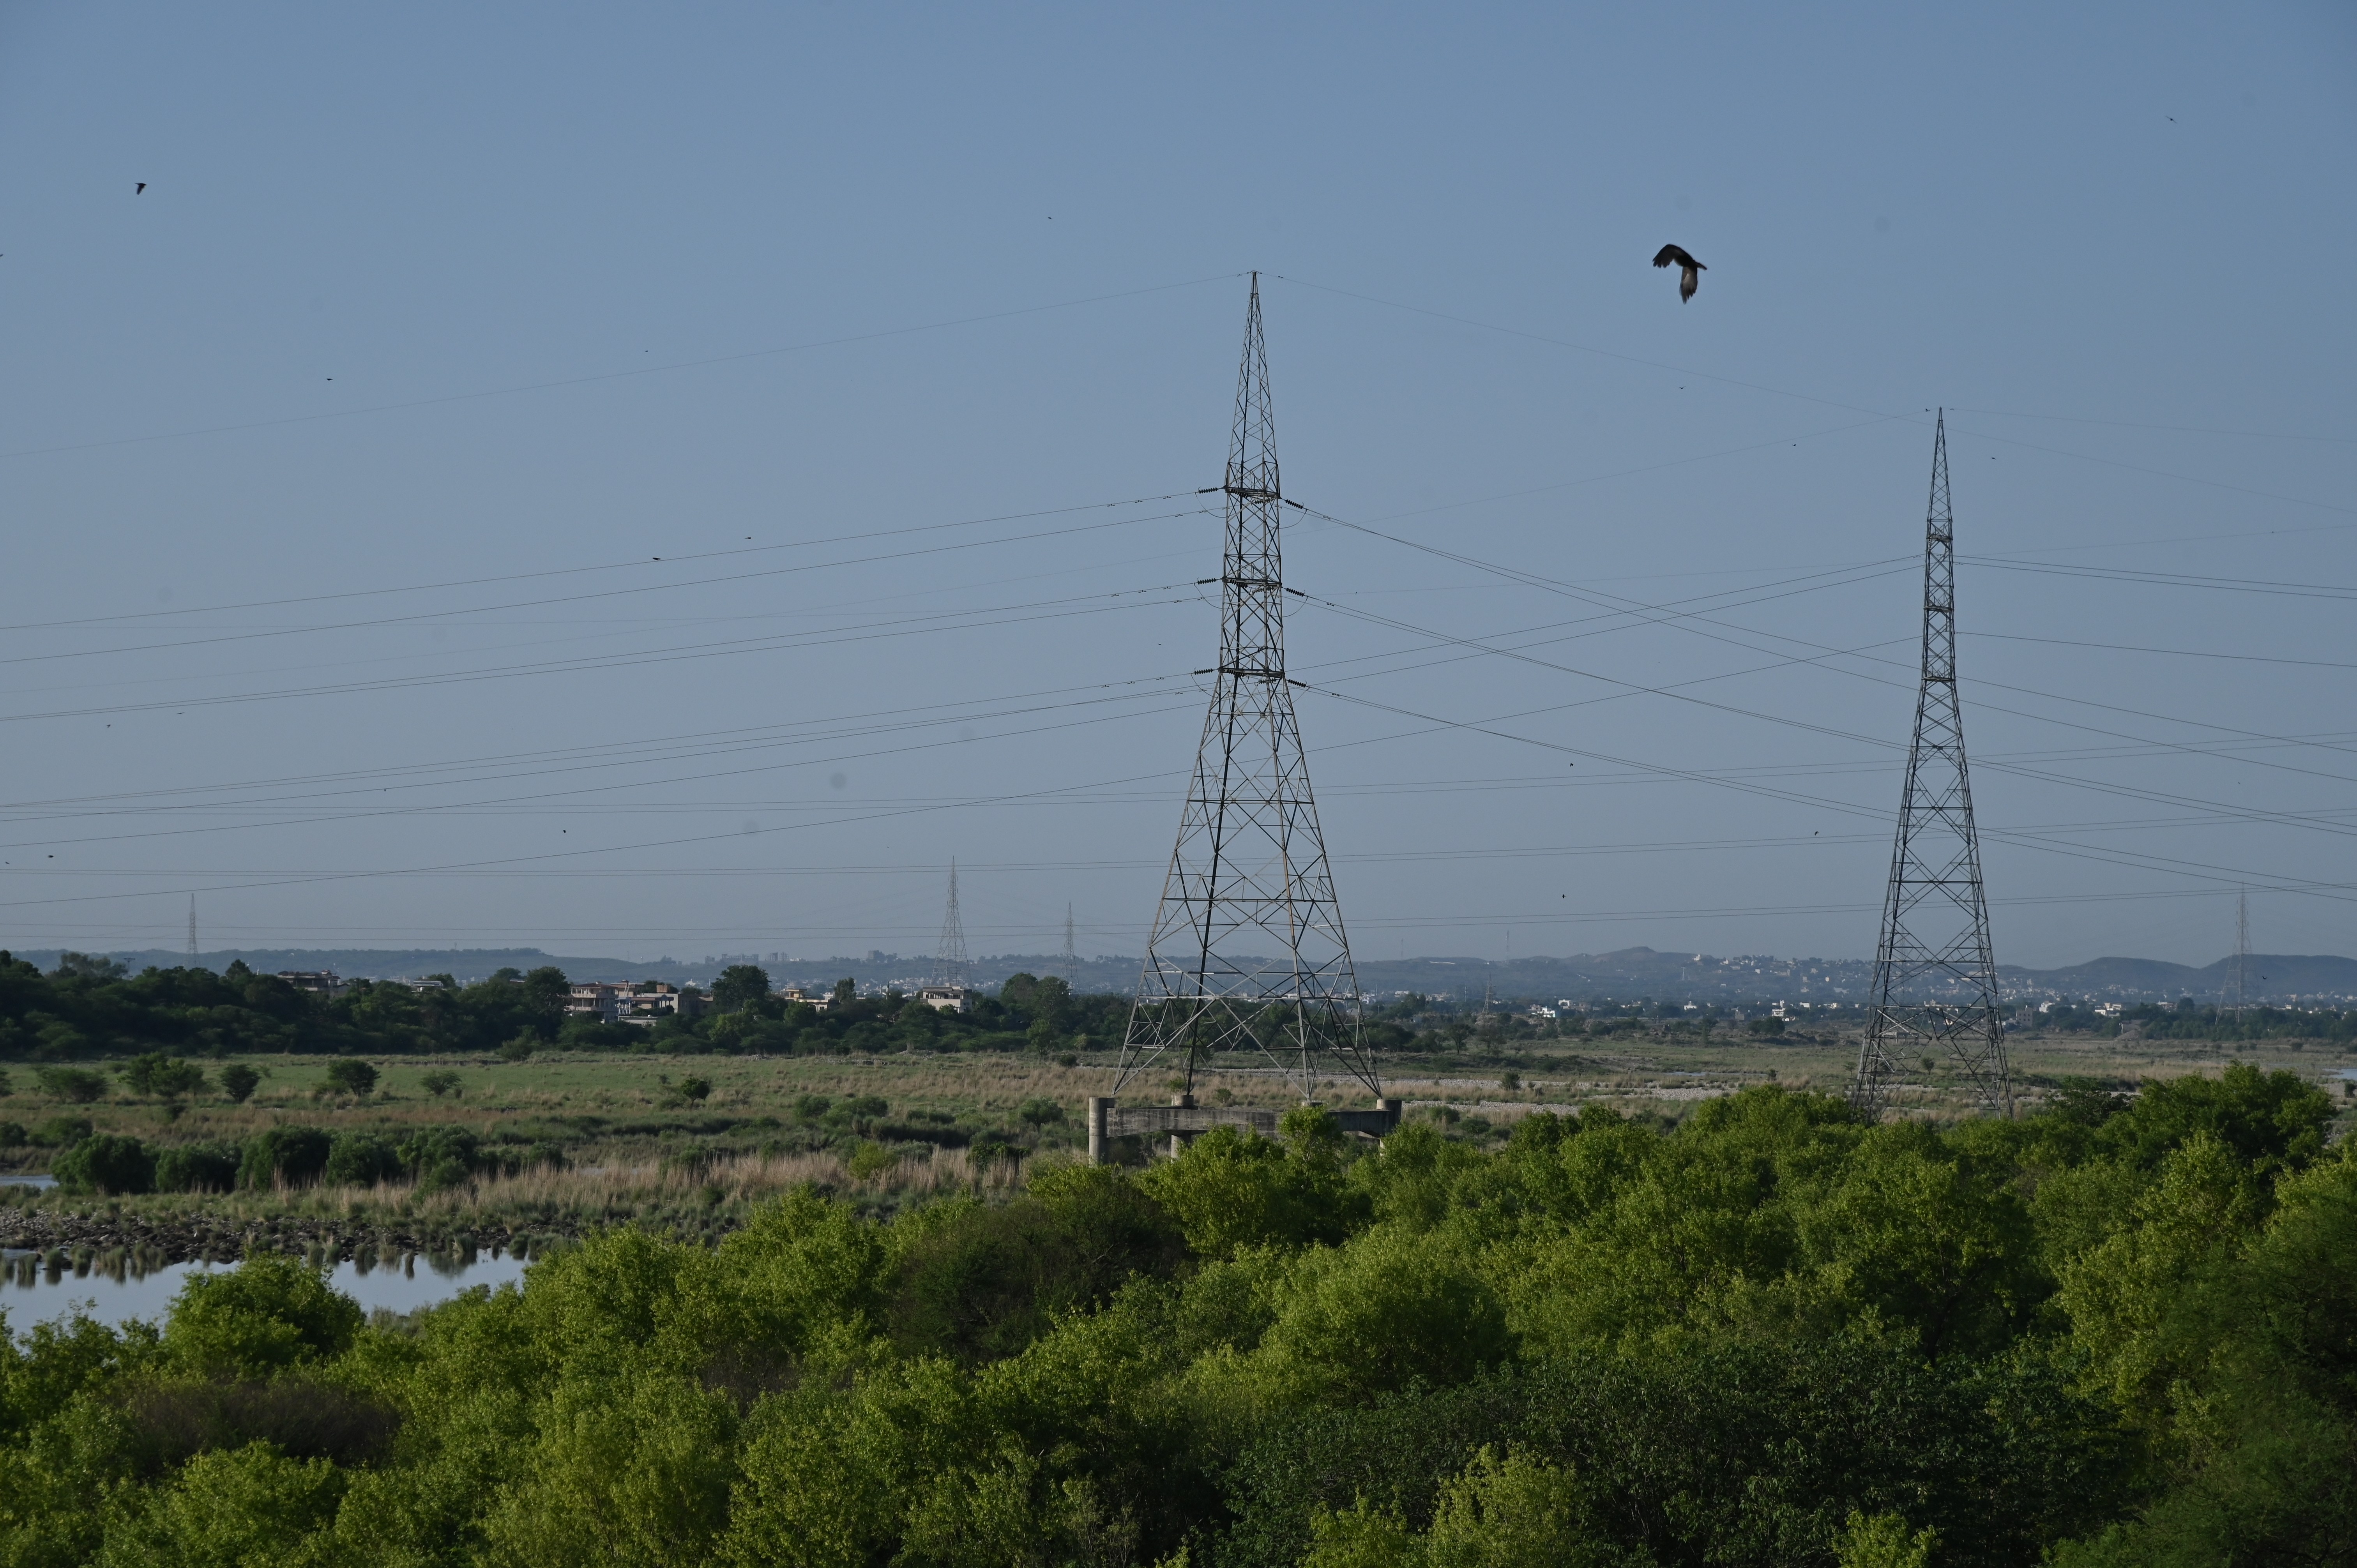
[{"left": 0, "top": 3, "right": 2352, "bottom": 968}]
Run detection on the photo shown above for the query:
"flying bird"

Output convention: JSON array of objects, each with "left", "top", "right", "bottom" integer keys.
[
  {"left": 1653, "top": 243, "right": 1705, "bottom": 302},
  {"left": 135, "top": 182, "right": 146, "bottom": 194}
]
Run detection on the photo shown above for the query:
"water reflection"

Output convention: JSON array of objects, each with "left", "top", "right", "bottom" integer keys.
[{"left": 3, "top": 1243, "right": 530, "bottom": 1338}]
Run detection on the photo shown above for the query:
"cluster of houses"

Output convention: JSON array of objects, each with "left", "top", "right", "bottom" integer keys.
[{"left": 272, "top": 969, "right": 979, "bottom": 1027}]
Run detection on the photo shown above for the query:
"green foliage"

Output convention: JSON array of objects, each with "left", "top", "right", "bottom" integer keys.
[
  {"left": 53, "top": 1131, "right": 156, "bottom": 1195},
  {"left": 498, "top": 1033, "right": 538, "bottom": 1063},
  {"left": 154, "top": 1141, "right": 242, "bottom": 1193},
  {"left": 160, "top": 1254, "right": 364, "bottom": 1379},
  {"left": 1, "top": 1072, "right": 2348, "bottom": 1565},
  {"left": 237, "top": 1126, "right": 332, "bottom": 1190},
  {"left": 118, "top": 1052, "right": 208, "bottom": 1098},
  {"left": 317, "top": 1058, "right": 377, "bottom": 1097},
  {"left": 322, "top": 1132, "right": 404, "bottom": 1188},
  {"left": 34, "top": 1065, "right": 108, "bottom": 1103},
  {"left": 30, "top": 1113, "right": 92, "bottom": 1147},
  {"left": 419, "top": 1068, "right": 460, "bottom": 1098},
  {"left": 216, "top": 1063, "right": 261, "bottom": 1104},
  {"left": 1838, "top": 1510, "right": 1938, "bottom": 1568},
  {"left": 397, "top": 1125, "right": 481, "bottom": 1191},
  {"left": 712, "top": 963, "right": 772, "bottom": 1014},
  {"left": 672, "top": 1075, "right": 712, "bottom": 1104}
]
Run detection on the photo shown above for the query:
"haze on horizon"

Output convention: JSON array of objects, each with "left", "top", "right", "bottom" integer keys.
[{"left": 1, "top": 4, "right": 2352, "bottom": 973}]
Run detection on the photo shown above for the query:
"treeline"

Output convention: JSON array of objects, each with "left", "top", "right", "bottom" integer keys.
[
  {"left": 38, "top": 1121, "right": 561, "bottom": 1199},
  {"left": 3, "top": 1063, "right": 2350, "bottom": 1565},
  {"left": 0, "top": 953, "right": 1127, "bottom": 1061}
]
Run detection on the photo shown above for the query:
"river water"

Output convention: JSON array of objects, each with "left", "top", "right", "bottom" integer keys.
[{"left": 2, "top": 1244, "right": 530, "bottom": 1339}]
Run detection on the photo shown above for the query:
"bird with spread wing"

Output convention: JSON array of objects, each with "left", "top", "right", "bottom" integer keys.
[{"left": 1653, "top": 243, "right": 1705, "bottom": 302}]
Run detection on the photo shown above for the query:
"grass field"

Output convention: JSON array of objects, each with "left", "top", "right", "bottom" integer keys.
[{"left": 5, "top": 1029, "right": 2351, "bottom": 1261}]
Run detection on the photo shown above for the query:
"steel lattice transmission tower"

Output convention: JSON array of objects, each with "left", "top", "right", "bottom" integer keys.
[
  {"left": 2231, "top": 888, "right": 2250, "bottom": 1018},
  {"left": 1117, "top": 275, "right": 1378, "bottom": 1102},
  {"left": 936, "top": 860, "right": 970, "bottom": 989},
  {"left": 1853, "top": 412, "right": 2014, "bottom": 1118},
  {"left": 187, "top": 895, "right": 199, "bottom": 961}
]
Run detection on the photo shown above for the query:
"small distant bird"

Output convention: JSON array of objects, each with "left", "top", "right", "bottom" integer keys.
[
  {"left": 1653, "top": 243, "right": 1705, "bottom": 302},
  {"left": 135, "top": 182, "right": 146, "bottom": 194}
]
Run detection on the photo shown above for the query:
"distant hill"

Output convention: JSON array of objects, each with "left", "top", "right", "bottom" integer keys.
[{"left": 8, "top": 943, "right": 2353, "bottom": 1004}]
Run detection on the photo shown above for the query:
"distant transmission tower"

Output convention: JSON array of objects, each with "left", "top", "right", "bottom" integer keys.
[
  {"left": 187, "top": 895, "right": 198, "bottom": 961},
  {"left": 1853, "top": 413, "right": 2014, "bottom": 1118},
  {"left": 1060, "top": 904, "right": 1077, "bottom": 983},
  {"left": 936, "top": 860, "right": 970, "bottom": 989},
  {"left": 1117, "top": 275, "right": 1378, "bottom": 1103},
  {"left": 2231, "top": 888, "right": 2250, "bottom": 1018}
]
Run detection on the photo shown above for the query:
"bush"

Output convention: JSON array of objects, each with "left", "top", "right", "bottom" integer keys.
[
  {"left": 31, "top": 1114, "right": 93, "bottom": 1148},
  {"left": 119, "top": 1052, "right": 208, "bottom": 1098},
  {"left": 54, "top": 1132, "right": 155, "bottom": 1195},
  {"left": 217, "top": 1063, "right": 262, "bottom": 1103},
  {"left": 319, "top": 1059, "right": 378, "bottom": 1097},
  {"left": 323, "top": 1133, "right": 404, "bottom": 1187},
  {"left": 497, "top": 1034, "right": 536, "bottom": 1064},
  {"left": 1017, "top": 1098, "right": 1067, "bottom": 1127},
  {"left": 845, "top": 1141, "right": 900, "bottom": 1181},
  {"left": 154, "top": 1141, "right": 242, "bottom": 1193},
  {"left": 398, "top": 1126, "right": 481, "bottom": 1192},
  {"left": 34, "top": 1066, "right": 108, "bottom": 1104},
  {"left": 239, "top": 1126, "right": 332, "bottom": 1189},
  {"left": 420, "top": 1070, "right": 461, "bottom": 1098},
  {"left": 0, "top": 1121, "right": 25, "bottom": 1148},
  {"left": 672, "top": 1076, "right": 712, "bottom": 1104},
  {"left": 793, "top": 1094, "right": 832, "bottom": 1122}
]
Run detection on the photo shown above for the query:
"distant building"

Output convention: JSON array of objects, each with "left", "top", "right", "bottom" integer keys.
[
  {"left": 276, "top": 970, "right": 345, "bottom": 999},
  {"left": 918, "top": 985, "right": 972, "bottom": 1013},
  {"left": 775, "top": 985, "right": 832, "bottom": 1012},
  {"left": 567, "top": 981, "right": 705, "bottom": 1026}
]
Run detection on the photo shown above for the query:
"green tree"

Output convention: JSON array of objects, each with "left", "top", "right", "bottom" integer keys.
[
  {"left": 53, "top": 1132, "right": 155, "bottom": 1195},
  {"left": 712, "top": 964, "right": 772, "bottom": 1014},
  {"left": 34, "top": 1066, "right": 108, "bottom": 1104},
  {"left": 217, "top": 1063, "right": 262, "bottom": 1103},
  {"left": 118, "top": 1052, "right": 208, "bottom": 1098},
  {"left": 161, "top": 1253, "right": 363, "bottom": 1379},
  {"left": 319, "top": 1058, "right": 378, "bottom": 1097}
]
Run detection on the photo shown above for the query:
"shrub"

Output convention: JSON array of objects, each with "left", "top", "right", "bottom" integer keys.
[
  {"left": 792, "top": 1094, "right": 832, "bottom": 1122},
  {"left": 34, "top": 1066, "right": 108, "bottom": 1104},
  {"left": 497, "top": 1034, "right": 536, "bottom": 1063},
  {"left": 32, "top": 1114, "right": 93, "bottom": 1148},
  {"left": 0, "top": 1121, "right": 25, "bottom": 1147},
  {"left": 154, "top": 1141, "right": 242, "bottom": 1193},
  {"left": 0, "top": 1068, "right": 11, "bottom": 1095},
  {"left": 673, "top": 1076, "right": 712, "bottom": 1103},
  {"left": 420, "top": 1070, "right": 461, "bottom": 1098},
  {"left": 1017, "top": 1098, "right": 1067, "bottom": 1127},
  {"left": 319, "top": 1059, "right": 378, "bottom": 1097},
  {"left": 845, "top": 1094, "right": 887, "bottom": 1120},
  {"left": 120, "top": 1052, "right": 208, "bottom": 1098},
  {"left": 239, "top": 1126, "right": 332, "bottom": 1189},
  {"left": 217, "top": 1063, "right": 262, "bottom": 1103},
  {"left": 398, "top": 1126, "right": 481, "bottom": 1192},
  {"left": 55, "top": 1132, "right": 155, "bottom": 1195},
  {"left": 845, "top": 1141, "right": 900, "bottom": 1181},
  {"left": 323, "top": 1133, "right": 404, "bottom": 1188},
  {"left": 161, "top": 1253, "right": 363, "bottom": 1379}
]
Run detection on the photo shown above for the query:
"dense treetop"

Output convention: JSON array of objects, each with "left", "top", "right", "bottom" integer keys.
[{"left": 2, "top": 1065, "right": 2349, "bottom": 1565}]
